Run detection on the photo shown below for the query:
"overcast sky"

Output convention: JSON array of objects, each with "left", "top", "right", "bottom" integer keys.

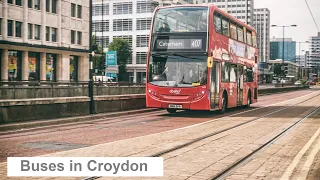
[{"left": 254, "top": 0, "right": 320, "bottom": 54}]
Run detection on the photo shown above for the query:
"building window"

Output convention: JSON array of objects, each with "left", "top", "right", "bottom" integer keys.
[
  {"left": 95, "top": 36, "right": 109, "bottom": 48},
  {"left": 113, "top": 19, "right": 132, "bottom": 31},
  {"left": 113, "top": 35, "right": 132, "bottom": 47},
  {"left": 77, "top": 5, "right": 82, "bottom": 18},
  {"left": 137, "top": 1, "right": 158, "bottom": 13},
  {"left": 92, "top": 21, "right": 101, "bottom": 32},
  {"left": 8, "top": 20, "right": 13, "bottom": 37},
  {"left": 71, "top": 30, "right": 75, "bottom": 44},
  {"left": 46, "top": 0, "right": 50, "bottom": 12},
  {"left": 28, "top": 0, "right": 32, "bottom": 8},
  {"left": 28, "top": 52, "right": 40, "bottom": 81},
  {"left": 8, "top": 0, "right": 13, "bottom": 4},
  {"left": 136, "top": 52, "right": 147, "bottom": 64},
  {"left": 52, "top": 28, "right": 57, "bottom": 42},
  {"left": 46, "top": 54, "right": 57, "bottom": 81},
  {"left": 136, "top": 18, "right": 152, "bottom": 30},
  {"left": 127, "top": 54, "right": 132, "bottom": 64},
  {"left": 71, "top": 3, "right": 76, "bottom": 17},
  {"left": 16, "top": 0, "right": 22, "bottom": 6},
  {"left": 15, "top": 21, "right": 22, "bottom": 38},
  {"left": 46, "top": 26, "right": 50, "bottom": 41},
  {"left": 77, "top": 32, "right": 82, "bottom": 45},
  {"left": 137, "top": 72, "right": 146, "bottom": 83},
  {"left": 34, "top": 0, "right": 40, "bottom": 10},
  {"left": 52, "top": 0, "right": 57, "bottom": 13},
  {"left": 70, "top": 56, "right": 78, "bottom": 82},
  {"left": 8, "top": 51, "right": 22, "bottom": 81},
  {"left": 28, "top": 24, "right": 33, "bottom": 39},
  {"left": 113, "top": 2, "right": 132, "bottom": 15},
  {"left": 93, "top": 4, "right": 109, "bottom": 16},
  {"left": 136, "top": 35, "right": 148, "bottom": 47},
  {"left": 35, "top": 25, "right": 41, "bottom": 40},
  {"left": 92, "top": 21, "right": 109, "bottom": 32}
]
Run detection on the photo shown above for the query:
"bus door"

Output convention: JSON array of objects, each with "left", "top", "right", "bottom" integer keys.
[
  {"left": 237, "top": 65, "right": 244, "bottom": 105},
  {"left": 210, "top": 61, "right": 220, "bottom": 109}
]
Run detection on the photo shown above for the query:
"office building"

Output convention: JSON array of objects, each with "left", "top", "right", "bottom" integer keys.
[
  {"left": 308, "top": 32, "right": 320, "bottom": 71},
  {"left": 269, "top": 60, "right": 298, "bottom": 79},
  {"left": 202, "top": 0, "right": 254, "bottom": 26},
  {"left": 0, "top": 0, "right": 90, "bottom": 82},
  {"left": 270, "top": 38, "right": 296, "bottom": 63},
  {"left": 253, "top": 8, "right": 270, "bottom": 62},
  {"left": 92, "top": 0, "right": 190, "bottom": 83}
]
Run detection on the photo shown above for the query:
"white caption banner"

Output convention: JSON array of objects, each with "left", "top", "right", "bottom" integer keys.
[{"left": 7, "top": 157, "right": 163, "bottom": 177}]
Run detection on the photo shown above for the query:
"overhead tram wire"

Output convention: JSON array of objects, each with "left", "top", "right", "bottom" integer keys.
[{"left": 305, "top": 0, "right": 320, "bottom": 31}]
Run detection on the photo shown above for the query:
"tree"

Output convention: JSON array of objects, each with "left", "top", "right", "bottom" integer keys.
[
  {"left": 273, "top": 64, "right": 285, "bottom": 77},
  {"left": 92, "top": 35, "right": 105, "bottom": 75},
  {"left": 108, "top": 38, "right": 132, "bottom": 81}
]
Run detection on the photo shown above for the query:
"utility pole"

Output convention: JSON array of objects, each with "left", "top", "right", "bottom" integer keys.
[{"left": 89, "top": 0, "right": 96, "bottom": 114}]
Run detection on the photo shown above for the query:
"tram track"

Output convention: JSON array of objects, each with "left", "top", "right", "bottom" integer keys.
[
  {"left": 210, "top": 106, "right": 320, "bottom": 180},
  {"left": 81, "top": 92, "right": 320, "bottom": 180},
  {"left": 0, "top": 89, "right": 311, "bottom": 138}
]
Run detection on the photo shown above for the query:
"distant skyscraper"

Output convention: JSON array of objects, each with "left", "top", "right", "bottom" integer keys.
[
  {"left": 270, "top": 38, "right": 296, "bottom": 63},
  {"left": 202, "top": 0, "right": 254, "bottom": 26},
  {"left": 308, "top": 32, "right": 320, "bottom": 70},
  {"left": 253, "top": 8, "right": 270, "bottom": 62}
]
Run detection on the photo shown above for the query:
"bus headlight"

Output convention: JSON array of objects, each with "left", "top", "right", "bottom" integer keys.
[
  {"left": 148, "top": 89, "right": 159, "bottom": 99},
  {"left": 193, "top": 90, "right": 206, "bottom": 101}
]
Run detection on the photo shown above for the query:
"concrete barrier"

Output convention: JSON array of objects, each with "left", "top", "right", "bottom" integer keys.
[
  {"left": 0, "top": 86, "right": 309, "bottom": 124},
  {"left": 0, "top": 86, "right": 146, "bottom": 99}
]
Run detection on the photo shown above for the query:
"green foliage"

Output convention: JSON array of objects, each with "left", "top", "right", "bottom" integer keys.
[
  {"left": 108, "top": 38, "right": 132, "bottom": 81},
  {"left": 273, "top": 64, "right": 285, "bottom": 77},
  {"left": 92, "top": 35, "right": 105, "bottom": 75}
]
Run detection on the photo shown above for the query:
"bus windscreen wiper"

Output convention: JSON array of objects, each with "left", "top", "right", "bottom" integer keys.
[{"left": 171, "top": 52, "right": 204, "bottom": 60}]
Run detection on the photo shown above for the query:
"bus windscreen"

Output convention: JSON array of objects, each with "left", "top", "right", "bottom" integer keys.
[{"left": 153, "top": 7, "right": 209, "bottom": 33}]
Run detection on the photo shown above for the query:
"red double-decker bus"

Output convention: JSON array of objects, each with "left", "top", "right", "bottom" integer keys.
[{"left": 146, "top": 4, "right": 258, "bottom": 113}]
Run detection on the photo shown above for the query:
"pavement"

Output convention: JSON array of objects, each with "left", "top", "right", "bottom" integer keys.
[{"left": 0, "top": 89, "right": 320, "bottom": 179}]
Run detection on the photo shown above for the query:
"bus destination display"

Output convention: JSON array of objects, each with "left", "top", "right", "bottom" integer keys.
[{"left": 155, "top": 39, "right": 202, "bottom": 50}]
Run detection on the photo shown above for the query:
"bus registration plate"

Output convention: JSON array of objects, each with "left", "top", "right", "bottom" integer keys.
[{"left": 169, "top": 104, "right": 182, "bottom": 109}]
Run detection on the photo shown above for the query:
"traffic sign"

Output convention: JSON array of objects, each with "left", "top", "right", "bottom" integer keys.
[{"left": 106, "top": 51, "right": 117, "bottom": 66}]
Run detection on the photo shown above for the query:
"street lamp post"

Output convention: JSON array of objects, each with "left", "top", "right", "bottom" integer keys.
[
  {"left": 271, "top": 25, "right": 297, "bottom": 79},
  {"left": 89, "top": 0, "right": 96, "bottom": 114}
]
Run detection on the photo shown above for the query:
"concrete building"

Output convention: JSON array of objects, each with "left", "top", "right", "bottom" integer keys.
[
  {"left": 202, "top": 0, "right": 254, "bottom": 26},
  {"left": 308, "top": 32, "right": 320, "bottom": 71},
  {"left": 253, "top": 8, "right": 270, "bottom": 62},
  {"left": 92, "top": 0, "right": 190, "bottom": 83},
  {"left": 269, "top": 59, "right": 298, "bottom": 79},
  {"left": 0, "top": 0, "right": 90, "bottom": 82},
  {"left": 270, "top": 38, "right": 296, "bottom": 63}
]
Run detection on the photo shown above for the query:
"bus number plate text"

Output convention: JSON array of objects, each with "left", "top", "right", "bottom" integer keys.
[{"left": 169, "top": 104, "right": 182, "bottom": 109}]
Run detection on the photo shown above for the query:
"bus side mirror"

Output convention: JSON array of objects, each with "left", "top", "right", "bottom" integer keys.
[{"left": 207, "top": 57, "right": 213, "bottom": 68}]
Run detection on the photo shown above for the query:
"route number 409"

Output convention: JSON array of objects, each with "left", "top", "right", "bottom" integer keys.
[{"left": 191, "top": 40, "right": 201, "bottom": 48}]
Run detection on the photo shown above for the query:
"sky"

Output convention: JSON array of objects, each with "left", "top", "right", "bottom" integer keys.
[{"left": 254, "top": 0, "right": 320, "bottom": 54}]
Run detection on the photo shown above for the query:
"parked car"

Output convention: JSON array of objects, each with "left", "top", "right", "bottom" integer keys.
[
  {"left": 272, "top": 80, "right": 277, "bottom": 84},
  {"left": 294, "top": 81, "right": 302, "bottom": 86}
]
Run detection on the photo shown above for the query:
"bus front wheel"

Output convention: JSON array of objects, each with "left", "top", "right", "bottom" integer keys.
[
  {"left": 167, "top": 109, "right": 177, "bottom": 113},
  {"left": 219, "top": 95, "right": 228, "bottom": 114}
]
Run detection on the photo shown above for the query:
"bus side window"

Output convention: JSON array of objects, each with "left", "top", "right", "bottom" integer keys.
[
  {"left": 222, "top": 62, "right": 230, "bottom": 82},
  {"left": 230, "top": 23, "right": 237, "bottom": 40},
  {"left": 246, "top": 67, "right": 254, "bottom": 82},
  {"left": 222, "top": 18, "right": 229, "bottom": 36},
  {"left": 246, "top": 31, "right": 252, "bottom": 46},
  {"left": 214, "top": 14, "right": 222, "bottom": 34}
]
